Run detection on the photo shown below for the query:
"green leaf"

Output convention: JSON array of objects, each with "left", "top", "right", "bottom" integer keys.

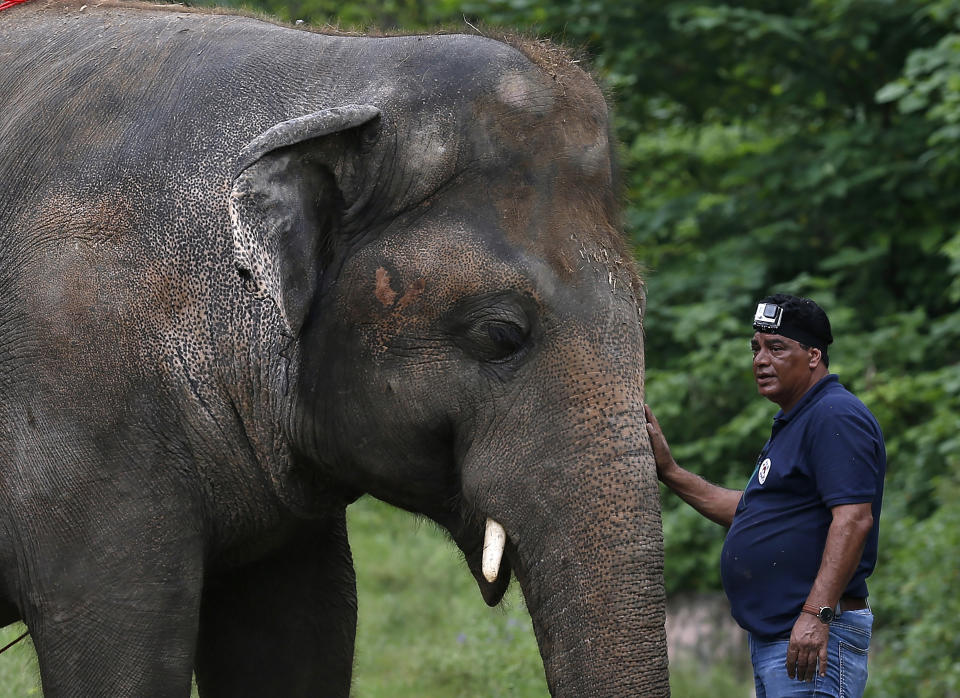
[{"left": 876, "top": 79, "right": 910, "bottom": 103}]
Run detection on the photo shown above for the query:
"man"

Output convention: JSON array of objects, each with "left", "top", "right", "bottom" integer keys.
[{"left": 645, "top": 294, "right": 885, "bottom": 697}]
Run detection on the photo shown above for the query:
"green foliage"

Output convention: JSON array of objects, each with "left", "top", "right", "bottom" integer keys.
[{"left": 869, "top": 473, "right": 960, "bottom": 698}]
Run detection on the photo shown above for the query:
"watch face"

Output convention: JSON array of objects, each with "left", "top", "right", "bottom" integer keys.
[{"left": 818, "top": 607, "right": 835, "bottom": 623}]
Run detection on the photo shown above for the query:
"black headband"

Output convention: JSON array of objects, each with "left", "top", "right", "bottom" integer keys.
[
  {"left": 769, "top": 324, "right": 828, "bottom": 351},
  {"left": 753, "top": 302, "right": 830, "bottom": 351}
]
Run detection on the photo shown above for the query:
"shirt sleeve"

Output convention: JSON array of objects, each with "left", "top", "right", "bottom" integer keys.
[{"left": 807, "top": 402, "right": 883, "bottom": 508}]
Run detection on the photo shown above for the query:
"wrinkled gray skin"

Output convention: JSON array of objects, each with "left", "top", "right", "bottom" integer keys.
[{"left": 0, "top": 1, "right": 668, "bottom": 695}]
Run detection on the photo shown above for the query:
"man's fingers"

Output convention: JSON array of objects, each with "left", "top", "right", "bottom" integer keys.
[
  {"left": 796, "top": 638, "right": 829, "bottom": 681},
  {"left": 791, "top": 655, "right": 813, "bottom": 682},
  {"left": 643, "top": 404, "right": 657, "bottom": 429},
  {"left": 785, "top": 647, "right": 798, "bottom": 679},
  {"left": 786, "top": 645, "right": 821, "bottom": 682},
  {"left": 802, "top": 656, "right": 816, "bottom": 682},
  {"left": 643, "top": 404, "right": 674, "bottom": 472},
  {"left": 793, "top": 653, "right": 808, "bottom": 681},
  {"left": 798, "top": 648, "right": 824, "bottom": 682},
  {"left": 787, "top": 617, "right": 830, "bottom": 682}
]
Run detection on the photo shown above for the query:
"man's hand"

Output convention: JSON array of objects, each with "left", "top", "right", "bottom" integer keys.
[
  {"left": 782, "top": 503, "right": 873, "bottom": 681},
  {"left": 643, "top": 403, "right": 677, "bottom": 481},
  {"left": 643, "top": 402, "right": 742, "bottom": 527},
  {"left": 785, "top": 612, "right": 829, "bottom": 681}
]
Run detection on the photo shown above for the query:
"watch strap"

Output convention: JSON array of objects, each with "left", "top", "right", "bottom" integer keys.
[{"left": 802, "top": 603, "right": 833, "bottom": 623}]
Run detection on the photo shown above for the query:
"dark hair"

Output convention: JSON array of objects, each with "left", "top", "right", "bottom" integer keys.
[{"left": 758, "top": 294, "right": 832, "bottom": 368}]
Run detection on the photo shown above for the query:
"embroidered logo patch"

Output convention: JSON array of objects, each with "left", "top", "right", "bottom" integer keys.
[{"left": 758, "top": 458, "right": 772, "bottom": 485}]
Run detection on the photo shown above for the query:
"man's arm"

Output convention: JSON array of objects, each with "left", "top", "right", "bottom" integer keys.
[
  {"left": 785, "top": 502, "right": 874, "bottom": 682},
  {"left": 644, "top": 404, "right": 742, "bottom": 528}
]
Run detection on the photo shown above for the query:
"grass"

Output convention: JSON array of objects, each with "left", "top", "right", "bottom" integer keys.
[
  {"left": 669, "top": 659, "right": 754, "bottom": 698},
  {"left": 348, "top": 498, "right": 547, "bottom": 698},
  {"left": 0, "top": 496, "right": 753, "bottom": 696},
  {"left": 0, "top": 625, "right": 39, "bottom": 695}
]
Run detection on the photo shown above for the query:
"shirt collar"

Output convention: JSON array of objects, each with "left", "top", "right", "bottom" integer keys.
[{"left": 772, "top": 374, "right": 839, "bottom": 426}]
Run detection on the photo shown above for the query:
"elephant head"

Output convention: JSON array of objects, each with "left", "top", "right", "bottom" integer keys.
[{"left": 229, "top": 36, "right": 669, "bottom": 696}]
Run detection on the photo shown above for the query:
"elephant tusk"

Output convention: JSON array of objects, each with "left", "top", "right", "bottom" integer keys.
[{"left": 482, "top": 518, "right": 506, "bottom": 583}]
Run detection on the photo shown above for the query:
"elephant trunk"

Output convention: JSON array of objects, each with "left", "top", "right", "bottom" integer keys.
[{"left": 508, "top": 449, "right": 669, "bottom": 696}]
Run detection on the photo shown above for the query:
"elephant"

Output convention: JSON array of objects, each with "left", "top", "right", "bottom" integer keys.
[{"left": 0, "top": 1, "right": 669, "bottom": 695}]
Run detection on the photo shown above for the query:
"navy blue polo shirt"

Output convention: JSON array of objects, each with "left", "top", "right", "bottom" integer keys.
[{"left": 720, "top": 374, "right": 885, "bottom": 639}]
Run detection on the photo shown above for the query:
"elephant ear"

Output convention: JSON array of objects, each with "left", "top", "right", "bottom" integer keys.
[{"left": 230, "top": 104, "right": 381, "bottom": 334}]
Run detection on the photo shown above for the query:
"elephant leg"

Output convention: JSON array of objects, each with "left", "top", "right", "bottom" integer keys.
[
  {"left": 19, "top": 510, "right": 204, "bottom": 697},
  {"left": 195, "top": 512, "right": 357, "bottom": 698}
]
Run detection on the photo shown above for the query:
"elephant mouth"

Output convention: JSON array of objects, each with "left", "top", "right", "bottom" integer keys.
[
  {"left": 431, "top": 507, "right": 512, "bottom": 605},
  {"left": 461, "top": 522, "right": 512, "bottom": 606}
]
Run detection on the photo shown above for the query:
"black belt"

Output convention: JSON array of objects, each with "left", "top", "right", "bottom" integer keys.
[{"left": 838, "top": 596, "right": 868, "bottom": 612}]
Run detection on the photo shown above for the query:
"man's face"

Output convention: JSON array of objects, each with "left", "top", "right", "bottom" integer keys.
[{"left": 751, "top": 331, "right": 819, "bottom": 411}]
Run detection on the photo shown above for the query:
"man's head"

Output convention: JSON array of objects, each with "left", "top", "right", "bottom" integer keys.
[{"left": 750, "top": 294, "right": 833, "bottom": 411}]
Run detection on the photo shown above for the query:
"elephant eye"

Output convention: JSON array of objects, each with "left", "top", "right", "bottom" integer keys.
[
  {"left": 448, "top": 292, "right": 536, "bottom": 366},
  {"left": 482, "top": 321, "right": 529, "bottom": 362}
]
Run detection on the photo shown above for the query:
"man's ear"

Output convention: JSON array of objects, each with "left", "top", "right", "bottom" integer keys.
[
  {"left": 808, "top": 346, "right": 823, "bottom": 369},
  {"left": 229, "top": 105, "right": 381, "bottom": 334}
]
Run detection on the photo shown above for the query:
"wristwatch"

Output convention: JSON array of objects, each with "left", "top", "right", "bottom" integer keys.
[{"left": 802, "top": 603, "right": 835, "bottom": 624}]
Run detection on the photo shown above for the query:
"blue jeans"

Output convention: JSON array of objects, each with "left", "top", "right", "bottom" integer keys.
[{"left": 750, "top": 608, "right": 873, "bottom": 697}]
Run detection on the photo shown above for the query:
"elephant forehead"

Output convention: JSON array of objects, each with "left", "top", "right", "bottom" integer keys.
[
  {"left": 342, "top": 228, "right": 535, "bottom": 321},
  {"left": 477, "top": 172, "right": 642, "bottom": 311},
  {"left": 460, "top": 87, "right": 623, "bottom": 284},
  {"left": 334, "top": 214, "right": 643, "bottom": 356}
]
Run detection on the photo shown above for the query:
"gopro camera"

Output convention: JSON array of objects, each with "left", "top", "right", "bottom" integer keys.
[{"left": 753, "top": 303, "right": 783, "bottom": 331}]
